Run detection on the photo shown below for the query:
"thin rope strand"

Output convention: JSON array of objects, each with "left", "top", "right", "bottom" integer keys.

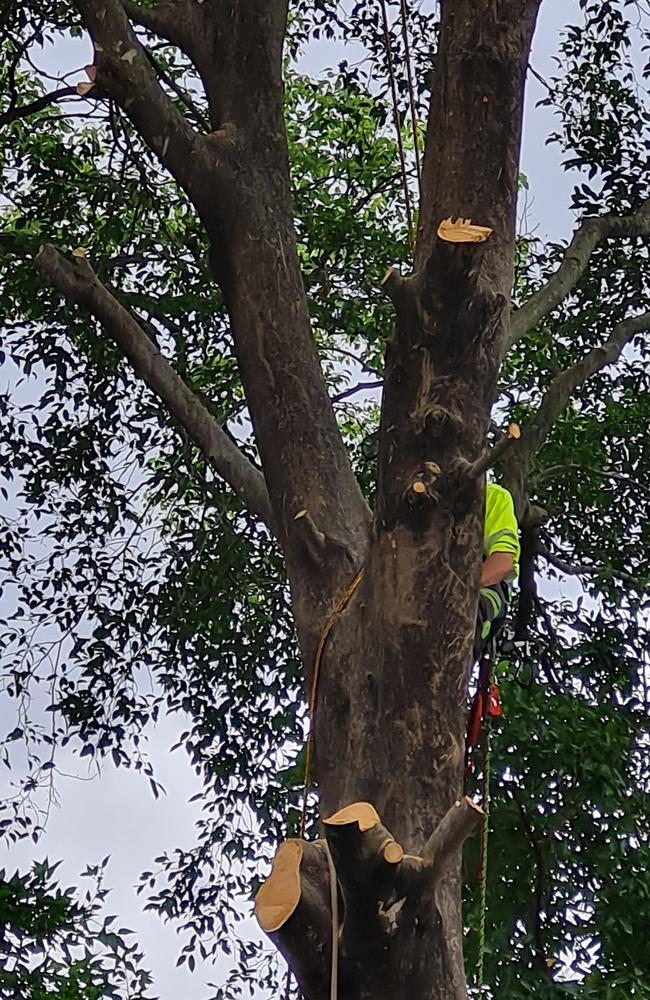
[
  {"left": 477, "top": 721, "right": 491, "bottom": 991},
  {"left": 379, "top": 0, "right": 415, "bottom": 251},
  {"left": 398, "top": 0, "right": 422, "bottom": 191}
]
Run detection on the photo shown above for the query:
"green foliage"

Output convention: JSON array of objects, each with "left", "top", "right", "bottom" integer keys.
[
  {"left": 0, "top": 1, "right": 649, "bottom": 998},
  {"left": 0, "top": 859, "right": 151, "bottom": 999}
]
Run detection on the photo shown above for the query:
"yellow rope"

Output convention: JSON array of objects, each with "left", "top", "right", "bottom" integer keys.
[
  {"left": 284, "top": 568, "right": 364, "bottom": 1000},
  {"left": 300, "top": 567, "right": 365, "bottom": 837}
]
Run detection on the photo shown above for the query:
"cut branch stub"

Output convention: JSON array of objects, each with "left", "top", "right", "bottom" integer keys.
[
  {"left": 405, "top": 461, "right": 442, "bottom": 505},
  {"left": 255, "top": 839, "right": 333, "bottom": 1000},
  {"left": 324, "top": 802, "right": 405, "bottom": 881},
  {"left": 255, "top": 839, "right": 303, "bottom": 932},
  {"left": 422, "top": 796, "right": 483, "bottom": 867},
  {"left": 437, "top": 217, "right": 493, "bottom": 243}
]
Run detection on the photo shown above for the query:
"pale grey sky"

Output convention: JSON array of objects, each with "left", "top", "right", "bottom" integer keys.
[{"left": 1, "top": 3, "right": 588, "bottom": 998}]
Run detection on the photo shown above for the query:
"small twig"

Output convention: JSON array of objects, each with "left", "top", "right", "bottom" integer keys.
[
  {"left": 527, "top": 63, "right": 553, "bottom": 93},
  {"left": 143, "top": 48, "right": 209, "bottom": 130}
]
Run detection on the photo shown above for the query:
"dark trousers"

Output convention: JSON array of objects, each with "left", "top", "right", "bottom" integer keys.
[{"left": 473, "top": 582, "right": 509, "bottom": 664}]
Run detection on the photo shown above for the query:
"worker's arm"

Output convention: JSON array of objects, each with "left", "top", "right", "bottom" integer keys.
[{"left": 480, "top": 551, "right": 514, "bottom": 587}]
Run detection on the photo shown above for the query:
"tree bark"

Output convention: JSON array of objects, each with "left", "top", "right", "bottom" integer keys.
[
  {"left": 56, "top": 2, "right": 548, "bottom": 998},
  {"left": 305, "top": 4, "right": 540, "bottom": 997}
]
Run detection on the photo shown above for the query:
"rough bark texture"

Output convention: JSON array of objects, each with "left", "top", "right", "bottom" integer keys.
[
  {"left": 311, "top": 4, "right": 540, "bottom": 996},
  {"left": 42, "top": 1, "right": 620, "bottom": 998}
]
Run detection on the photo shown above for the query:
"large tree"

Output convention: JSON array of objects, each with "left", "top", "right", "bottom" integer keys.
[{"left": 1, "top": 1, "right": 649, "bottom": 998}]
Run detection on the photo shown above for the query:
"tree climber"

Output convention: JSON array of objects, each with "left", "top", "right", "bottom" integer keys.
[
  {"left": 362, "top": 430, "right": 519, "bottom": 660},
  {"left": 473, "top": 481, "right": 520, "bottom": 664}
]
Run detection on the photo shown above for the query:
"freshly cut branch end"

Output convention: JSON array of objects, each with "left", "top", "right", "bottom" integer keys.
[
  {"left": 324, "top": 801, "right": 380, "bottom": 832},
  {"left": 254, "top": 839, "right": 303, "bottom": 932},
  {"left": 383, "top": 840, "right": 405, "bottom": 864},
  {"left": 437, "top": 217, "right": 493, "bottom": 243}
]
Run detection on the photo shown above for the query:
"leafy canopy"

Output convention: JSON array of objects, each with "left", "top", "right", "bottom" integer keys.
[{"left": 1, "top": 1, "right": 649, "bottom": 996}]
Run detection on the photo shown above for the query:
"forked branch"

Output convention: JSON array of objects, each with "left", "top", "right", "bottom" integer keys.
[
  {"left": 522, "top": 310, "right": 650, "bottom": 456},
  {"left": 72, "top": 0, "right": 205, "bottom": 194},
  {"left": 35, "top": 245, "right": 276, "bottom": 532},
  {"left": 508, "top": 198, "right": 650, "bottom": 348}
]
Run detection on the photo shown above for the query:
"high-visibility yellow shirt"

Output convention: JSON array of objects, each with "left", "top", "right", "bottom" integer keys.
[{"left": 484, "top": 483, "right": 520, "bottom": 580}]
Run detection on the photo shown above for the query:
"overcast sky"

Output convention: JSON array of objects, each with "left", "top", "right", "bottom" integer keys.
[{"left": 0, "top": 3, "right": 586, "bottom": 998}]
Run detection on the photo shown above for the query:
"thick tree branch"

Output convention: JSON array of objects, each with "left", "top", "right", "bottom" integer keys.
[
  {"left": 508, "top": 198, "right": 650, "bottom": 348},
  {"left": 120, "top": 0, "right": 189, "bottom": 39},
  {"left": 72, "top": 0, "right": 213, "bottom": 196},
  {"left": 0, "top": 86, "right": 78, "bottom": 128},
  {"left": 35, "top": 245, "right": 276, "bottom": 532},
  {"left": 422, "top": 797, "right": 483, "bottom": 864},
  {"left": 522, "top": 310, "right": 650, "bottom": 456},
  {"left": 502, "top": 309, "right": 650, "bottom": 525},
  {"left": 255, "top": 839, "right": 333, "bottom": 1000}
]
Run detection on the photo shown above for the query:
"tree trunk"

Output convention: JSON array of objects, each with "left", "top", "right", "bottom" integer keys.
[
  {"left": 63, "top": 1, "right": 541, "bottom": 997},
  {"left": 263, "top": 3, "right": 541, "bottom": 998}
]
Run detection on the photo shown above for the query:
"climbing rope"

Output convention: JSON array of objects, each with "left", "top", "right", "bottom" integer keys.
[
  {"left": 300, "top": 567, "right": 365, "bottom": 837},
  {"left": 476, "top": 716, "right": 491, "bottom": 992},
  {"left": 397, "top": 0, "right": 422, "bottom": 190},
  {"left": 284, "top": 567, "right": 364, "bottom": 1000},
  {"left": 379, "top": 0, "right": 415, "bottom": 250}
]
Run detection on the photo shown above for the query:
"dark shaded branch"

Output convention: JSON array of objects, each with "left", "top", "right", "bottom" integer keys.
[
  {"left": 143, "top": 49, "right": 209, "bottom": 131},
  {"left": 0, "top": 86, "right": 78, "bottom": 128},
  {"left": 331, "top": 381, "right": 383, "bottom": 404},
  {"left": 537, "top": 543, "right": 644, "bottom": 588},
  {"left": 35, "top": 245, "right": 276, "bottom": 532},
  {"left": 513, "top": 522, "right": 539, "bottom": 642},
  {"left": 508, "top": 199, "right": 650, "bottom": 348},
  {"left": 422, "top": 797, "right": 483, "bottom": 864},
  {"left": 120, "top": 0, "right": 190, "bottom": 41},
  {"left": 522, "top": 310, "right": 650, "bottom": 456},
  {"left": 72, "top": 0, "right": 214, "bottom": 196}
]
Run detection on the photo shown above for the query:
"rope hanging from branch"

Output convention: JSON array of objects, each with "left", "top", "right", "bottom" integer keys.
[
  {"left": 398, "top": 0, "right": 422, "bottom": 189},
  {"left": 379, "top": 0, "right": 417, "bottom": 250},
  {"left": 283, "top": 568, "right": 364, "bottom": 1000}
]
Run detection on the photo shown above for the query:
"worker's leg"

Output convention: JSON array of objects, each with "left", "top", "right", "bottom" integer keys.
[{"left": 473, "top": 582, "right": 509, "bottom": 664}]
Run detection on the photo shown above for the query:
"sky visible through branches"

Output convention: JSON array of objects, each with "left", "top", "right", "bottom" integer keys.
[{"left": 3, "top": 1, "right": 632, "bottom": 996}]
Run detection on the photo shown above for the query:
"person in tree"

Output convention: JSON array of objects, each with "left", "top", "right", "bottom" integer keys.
[{"left": 473, "top": 481, "right": 520, "bottom": 663}]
